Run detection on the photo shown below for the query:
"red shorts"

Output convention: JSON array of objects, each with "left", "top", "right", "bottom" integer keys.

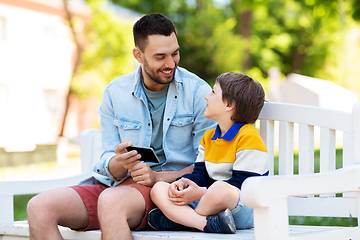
[{"left": 70, "top": 178, "right": 155, "bottom": 231}]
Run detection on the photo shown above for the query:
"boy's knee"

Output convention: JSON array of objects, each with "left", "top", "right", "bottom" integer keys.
[
  {"left": 150, "top": 181, "right": 168, "bottom": 202},
  {"left": 207, "top": 181, "right": 238, "bottom": 201}
]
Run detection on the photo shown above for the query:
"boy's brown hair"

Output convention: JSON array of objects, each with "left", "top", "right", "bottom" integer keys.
[{"left": 216, "top": 72, "right": 265, "bottom": 124}]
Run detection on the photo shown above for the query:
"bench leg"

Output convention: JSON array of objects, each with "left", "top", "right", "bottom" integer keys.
[
  {"left": 0, "top": 195, "right": 14, "bottom": 225},
  {"left": 253, "top": 198, "right": 289, "bottom": 240}
]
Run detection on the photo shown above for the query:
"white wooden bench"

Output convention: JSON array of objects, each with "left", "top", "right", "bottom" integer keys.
[{"left": 1, "top": 101, "right": 360, "bottom": 240}]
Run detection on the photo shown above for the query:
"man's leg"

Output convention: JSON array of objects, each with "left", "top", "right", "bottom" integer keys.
[
  {"left": 27, "top": 187, "right": 89, "bottom": 240},
  {"left": 98, "top": 185, "right": 146, "bottom": 240}
]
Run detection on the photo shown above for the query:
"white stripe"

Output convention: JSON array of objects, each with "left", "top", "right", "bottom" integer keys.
[
  {"left": 205, "top": 161, "right": 233, "bottom": 181},
  {"left": 195, "top": 144, "right": 205, "bottom": 163},
  {"left": 234, "top": 150, "right": 268, "bottom": 174}
]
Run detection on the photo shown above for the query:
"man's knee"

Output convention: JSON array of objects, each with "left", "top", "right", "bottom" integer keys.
[
  {"left": 98, "top": 186, "right": 145, "bottom": 214},
  {"left": 98, "top": 185, "right": 146, "bottom": 229},
  {"left": 27, "top": 192, "right": 53, "bottom": 221}
]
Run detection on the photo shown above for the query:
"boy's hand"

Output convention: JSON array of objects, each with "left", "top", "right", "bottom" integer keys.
[
  {"left": 168, "top": 178, "right": 206, "bottom": 206},
  {"left": 168, "top": 179, "right": 188, "bottom": 198}
]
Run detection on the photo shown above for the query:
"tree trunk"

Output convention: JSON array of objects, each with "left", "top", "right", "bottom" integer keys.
[
  {"left": 291, "top": 47, "right": 304, "bottom": 73},
  {"left": 59, "top": 0, "right": 83, "bottom": 137},
  {"left": 232, "top": 0, "right": 253, "bottom": 71}
]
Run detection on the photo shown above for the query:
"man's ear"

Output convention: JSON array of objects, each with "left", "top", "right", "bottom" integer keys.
[{"left": 133, "top": 47, "right": 143, "bottom": 63}]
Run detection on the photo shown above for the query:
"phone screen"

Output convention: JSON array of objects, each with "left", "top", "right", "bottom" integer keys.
[{"left": 126, "top": 146, "right": 160, "bottom": 163}]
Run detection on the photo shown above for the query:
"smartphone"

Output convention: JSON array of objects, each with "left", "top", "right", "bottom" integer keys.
[{"left": 126, "top": 146, "right": 160, "bottom": 163}]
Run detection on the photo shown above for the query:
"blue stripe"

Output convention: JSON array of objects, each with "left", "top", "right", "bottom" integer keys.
[
  {"left": 224, "top": 170, "right": 269, "bottom": 190},
  {"left": 181, "top": 162, "right": 214, "bottom": 187}
]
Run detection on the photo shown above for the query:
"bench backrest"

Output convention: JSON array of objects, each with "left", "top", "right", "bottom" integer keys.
[
  {"left": 257, "top": 101, "right": 360, "bottom": 218},
  {"left": 80, "top": 101, "right": 360, "bottom": 219}
]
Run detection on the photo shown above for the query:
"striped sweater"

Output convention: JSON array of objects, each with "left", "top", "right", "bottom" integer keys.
[{"left": 182, "top": 122, "right": 268, "bottom": 190}]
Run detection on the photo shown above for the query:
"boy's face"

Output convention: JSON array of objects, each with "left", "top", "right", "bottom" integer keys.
[{"left": 204, "top": 82, "right": 229, "bottom": 121}]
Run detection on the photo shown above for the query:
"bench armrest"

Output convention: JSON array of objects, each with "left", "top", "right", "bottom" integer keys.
[{"left": 242, "top": 164, "right": 360, "bottom": 209}]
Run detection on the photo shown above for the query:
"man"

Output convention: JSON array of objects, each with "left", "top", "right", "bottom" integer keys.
[{"left": 27, "top": 13, "right": 215, "bottom": 240}]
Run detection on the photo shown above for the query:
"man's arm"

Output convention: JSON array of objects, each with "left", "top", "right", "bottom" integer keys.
[
  {"left": 155, "top": 165, "right": 194, "bottom": 183},
  {"left": 128, "top": 163, "right": 194, "bottom": 187}
]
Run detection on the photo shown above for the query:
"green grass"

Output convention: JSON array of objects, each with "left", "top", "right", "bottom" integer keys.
[
  {"left": 14, "top": 194, "right": 36, "bottom": 221},
  {"left": 13, "top": 148, "right": 357, "bottom": 226}
]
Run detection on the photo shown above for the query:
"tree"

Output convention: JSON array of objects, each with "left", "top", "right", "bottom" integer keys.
[{"left": 70, "top": 0, "right": 135, "bottom": 99}]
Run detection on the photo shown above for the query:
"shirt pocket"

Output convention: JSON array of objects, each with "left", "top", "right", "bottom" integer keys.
[
  {"left": 167, "top": 115, "right": 194, "bottom": 150},
  {"left": 113, "top": 118, "right": 142, "bottom": 145}
]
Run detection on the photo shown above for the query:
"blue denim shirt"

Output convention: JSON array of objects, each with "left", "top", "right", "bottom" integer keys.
[{"left": 80, "top": 66, "right": 216, "bottom": 187}]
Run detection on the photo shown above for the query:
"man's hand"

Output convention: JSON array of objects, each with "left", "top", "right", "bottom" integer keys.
[
  {"left": 113, "top": 140, "right": 142, "bottom": 170},
  {"left": 168, "top": 178, "right": 207, "bottom": 206},
  {"left": 128, "top": 162, "right": 157, "bottom": 187}
]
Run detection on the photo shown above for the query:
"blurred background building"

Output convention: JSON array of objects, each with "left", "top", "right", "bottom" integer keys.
[{"left": 0, "top": 0, "right": 140, "bottom": 167}]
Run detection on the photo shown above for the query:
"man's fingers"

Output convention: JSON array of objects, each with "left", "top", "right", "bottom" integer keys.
[{"left": 114, "top": 140, "right": 133, "bottom": 154}]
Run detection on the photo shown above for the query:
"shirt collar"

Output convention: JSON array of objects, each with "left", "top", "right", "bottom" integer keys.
[{"left": 211, "top": 122, "right": 246, "bottom": 141}]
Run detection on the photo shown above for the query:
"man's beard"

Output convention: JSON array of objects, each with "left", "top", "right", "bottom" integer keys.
[{"left": 143, "top": 61, "right": 177, "bottom": 85}]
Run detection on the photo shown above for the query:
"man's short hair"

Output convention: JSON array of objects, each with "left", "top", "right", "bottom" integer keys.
[
  {"left": 133, "top": 13, "right": 177, "bottom": 52},
  {"left": 216, "top": 72, "right": 265, "bottom": 124}
]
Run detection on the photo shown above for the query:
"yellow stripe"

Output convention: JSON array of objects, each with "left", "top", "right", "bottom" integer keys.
[{"left": 200, "top": 124, "right": 267, "bottom": 164}]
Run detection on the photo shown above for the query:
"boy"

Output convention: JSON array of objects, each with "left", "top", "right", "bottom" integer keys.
[{"left": 148, "top": 72, "right": 268, "bottom": 234}]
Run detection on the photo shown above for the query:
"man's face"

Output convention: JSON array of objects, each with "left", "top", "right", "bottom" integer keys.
[{"left": 137, "top": 32, "right": 180, "bottom": 91}]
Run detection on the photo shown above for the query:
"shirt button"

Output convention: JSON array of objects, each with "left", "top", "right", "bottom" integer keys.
[
  {"left": 175, "top": 96, "right": 177, "bottom": 99},
  {"left": 167, "top": 118, "right": 170, "bottom": 121},
  {"left": 148, "top": 123, "right": 151, "bottom": 126}
]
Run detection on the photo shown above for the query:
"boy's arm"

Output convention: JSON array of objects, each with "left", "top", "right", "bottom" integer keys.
[
  {"left": 225, "top": 170, "right": 267, "bottom": 189},
  {"left": 181, "top": 162, "right": 212, "bottom": 187},
  {"left": 180, "top": 143, "right": 213, "bottom": 187}
]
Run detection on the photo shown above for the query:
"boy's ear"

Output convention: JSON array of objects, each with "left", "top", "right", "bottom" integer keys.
[
  {"left": 133, "top": 47, "right": 143, "bottom": 63},
  {"left": 225, "top": 102, "right": 235, "bottom": 112}
]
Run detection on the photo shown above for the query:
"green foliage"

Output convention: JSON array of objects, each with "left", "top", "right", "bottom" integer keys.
[
  {"left": 108, "top": 0, "right": 355, "bottom": 87},
  {"left": 351, "top": 0, "right": 360, "bottom": 21},
  {"left": 71, "top": 0, "right": 136, "bottom": 99}
]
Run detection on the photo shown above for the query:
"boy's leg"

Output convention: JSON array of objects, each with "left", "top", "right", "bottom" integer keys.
[
  {"left": 150, "top": 181, "right": 206, "bottom": 230},
  {"left": 150, "top": 181, "right": 236, "bottom": 234},
  {"left": 194, "top": 181, "right": 239, "bottom": 216},
  {"left": 231, "top": 188, "right": 254, "bottom": 229},
  {"left": 27, "top": 187, "right": 90, "bottom": 240}
]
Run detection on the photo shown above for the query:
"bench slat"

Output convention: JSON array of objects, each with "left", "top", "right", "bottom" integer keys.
[{"left": 299, "top": 124, "right": 315, "bottom": 175}]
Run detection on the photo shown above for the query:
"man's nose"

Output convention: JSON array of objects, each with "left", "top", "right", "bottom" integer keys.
[{"left": 164, "top": 56, "right": 175, "bottom": 69}]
